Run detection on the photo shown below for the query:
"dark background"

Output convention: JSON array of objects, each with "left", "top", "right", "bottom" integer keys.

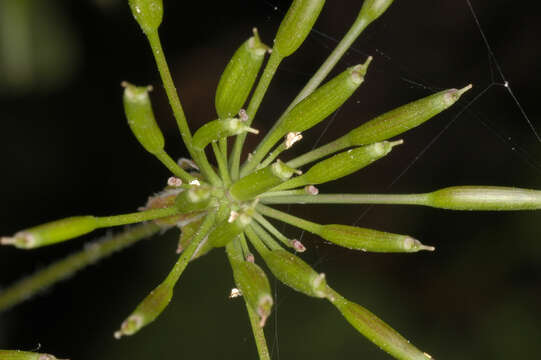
[{"left": 1, "top": 1, "right": 540, "bottom": 359}]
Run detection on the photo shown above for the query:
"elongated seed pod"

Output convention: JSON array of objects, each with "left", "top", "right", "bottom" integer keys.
[
  {"left": 230, "top": 259, "right": 273, "bottom": 327},
  {"left": 254, "top": 61, "right": 370, "bottom": 164},
  {"left": 0, "top": 350, "right": 67, "bottom": 360},
  {"left": 427, "top": 186, "right": 541, "bottom": 210},
  {"left": 128, "top": 0, "right": 163, "bottom": 34},
  {"left": 274, "top": 141, "right": 399, "bottom": 191},
  {"left": 114, "top": 280, "right": 173, "bottom": 339},
  {"left": 346, "top": 85, "right": 472, "bottom": 146},
  {"left": 174, "top": 187, "right": 212, "bottom": 213},
  {"left": 215, "top": 30, "right": 268, "bottom": 119},
  {"left": 122, "top": 82, "right": 165, "bottom": 155},
  {"left": 319, "top": 224, "right": 434, "bottom": 253},
  {"left": 229, "top": 161, "right": 296, "bottom": 201},
  {"left": 192, "top": 118, "right": 258, "bottom": 151},
  {"left": 208, "top": 211, "right": 253, "bottom": 248},
  {"left": 326, "top": 289, "right": 432, "bottom": 360},
  {"left": 358, "top": 0, "right": 395, "bottom": 27},
  {"left": 261, "top": 249, "right": 327, "bottom": 298},
  {"left": 1, "top": 216, "right": 98, "bottom": 249},
  {"left": 274, "top": 0, "right": 326, "bottom": 57}
]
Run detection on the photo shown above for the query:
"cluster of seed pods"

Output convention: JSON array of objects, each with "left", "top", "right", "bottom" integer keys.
[{"left": 2, "top": 1, "right": 540, "bottom": 359}]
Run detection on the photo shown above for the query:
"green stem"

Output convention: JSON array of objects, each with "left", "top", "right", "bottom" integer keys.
[
  {"left": 231, "top": 52, "right": 283, "bottom": 180},
  {"left": 145, "top": 31, "right": 193, "bottom": 152},
  {"left": 241, "top": 15, "right": 371, "bottom": 175},
  {"left": 244, "top": 225, "right": 269, "bottom": 256},
  {"left": 0, "top": 223, "right": 160, "bottom": 312},
  {"left": 225, "top": 240, "right": 271, "bottom": 360},
  {"left": 255, "top": 204, "right": 321, "bottom": 234},
  {"left": 257, "top": 189, "right": 312, "bottom": 198},
  {"left": 239, "top": 233, "right": 252, "bottom": 259},
  {"left": 212, "top": 141, "right": 231, "bottom": 186},
  {"left": 253, "top": 212, "right": 292, "bottom": 249},
  {"left": 259, "top": 193, "right": 429, "bottom": 206},
  {"left": 245, "top": 302, "right": 272, "bottom": 360},
  {"left": 258, "top": 143, "right": 287, "bottom": 170},
  {"left": 287, "top": 136, "right": 349, "bottom": 169},
  {"left": 154, "top": 150, "right": 198, "bottom": 183},
  {"left": 146, "top": 31, "right": 221, "bottom": 185},
  {"left": 164, "top": 211, "right": 216, "bottom": 286},
  {"left": 249, "top": 222, "right": 282, "bottom": 251},
  {"left": 286, "top": 18, "right": 369, "bottom": 111},
  {"left": 96, "top": 207, "right": 179, "bottom": 228}
]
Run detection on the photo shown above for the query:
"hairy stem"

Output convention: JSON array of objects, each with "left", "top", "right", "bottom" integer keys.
[{"left": 0, "top": 223, "right": 160, "bottom": 312}]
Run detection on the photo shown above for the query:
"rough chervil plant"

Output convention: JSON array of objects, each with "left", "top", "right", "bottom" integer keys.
[{"left": 1, "top": 0, "right": 540, "bottom": 359}]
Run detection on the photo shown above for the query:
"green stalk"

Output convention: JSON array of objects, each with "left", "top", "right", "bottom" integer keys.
[
  {"left": 164, "top": 211, "right": 216, "bottom": 285},
  {"left": 211, "top": 141, "right": 231, "bottom": 185},
  {"left": 244, "top": 225, "right": 270, "bottom": 256},
  {"left": 226, "top": 240, "right": 271, "bottom": 360},
  {"left": 145, "top": 31, "right": 221, "bottom": 185},
  {"left": 255, "top": 204, "right": 322, "bottom": 234},
  {"left": 145, "top": 31, "right": 192, "bottom": 150},
  {"left": 253, "top": 212, "right": 294, "bottom": 249},
  {"left": 287, "top": 136, "right": 349, "bottom": 168},
  {"left": 286, "top": 15, "right": 370, "bottom": 111},
  {"left": 245, "top": 302, "right": 272, "bottom": 360},
  {"left": 231, "top": 51, "right": 283, "bottom": 180},
  {"left": 258, "top": 142, "right": 287, "bottom": 169},
  {"left": 249, "top": 222, "right": 282, "bottom": 251},
  {"left": 260, "top": 193, "right": 428, "bottom": 205},
  {"left": 154, "top": 151, "right": 198, "bottom": 183},
  {"left": 96, "top": 207, "right": 180, "bottom": 228},
  {"left": 0, "top": 223, "right": 160, "bottom": 312}
]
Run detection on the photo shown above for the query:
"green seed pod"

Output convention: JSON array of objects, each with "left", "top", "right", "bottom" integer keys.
[
  {"left": 357, "top": 0, "right": 395, "bottom": 28},
  {"left": 274, "top": 141, "right": 400, "bottom": 191},
  {"left": 229, "top": 160, "right": 297, "bottom": 201},
  {"left": 174, "top": 186, "right": 212, "bottom": 213},
  {"left": 0, "top": 350, "right": 67, "bottom": 360},
  {"left": 231, "top": 259, "right": 273, "bottom": 327},
  {"left": 128, "top": 0, "right": 163, "bottom": 34},
  {"left": 326, "top": 289, "right": 432, "bottom": 360},
  {"left": 192, "top": 118, "right": 258, "bottom": 151},
  {"left": 274, "top": 0, "right": 326, "bottom": 58},
  {"left": 255, "top": 61, "right": 370, "bottom": 163},
  {"left": 114, "top": 280, "right": 173, "bottom": 339},
  {"left": 208, "top": 210, "right": 253, "bottom": 248},
  {"left": 1, "top": 216, "right": 98, "bottom": 249},
  {"left": 215, "top": 29, "right": 268, "bottom": 119},
  {"left": 319, "top": 224, "right": 434, "bottom": 253},
  {"left": 427, "top": 186, "right": 541, "bottom": 211},
  {"left": 346, "top": 85, "right": 472, "bottom": 146},
  {"left": 261, "top": 249, "right": 327, "bottom": 298},
  {"left": 122, "top": 82, "right": 165, "bottom": 155}
]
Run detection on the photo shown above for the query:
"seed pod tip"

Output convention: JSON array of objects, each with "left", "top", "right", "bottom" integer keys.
[{"left": 114, "top": 314, "right": 143, "bottom": 339}]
